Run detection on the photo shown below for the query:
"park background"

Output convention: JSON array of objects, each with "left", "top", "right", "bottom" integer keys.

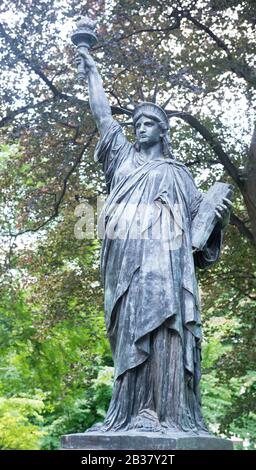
[{"left": 0, "top": 0, "right": 255, "bottom": 450}]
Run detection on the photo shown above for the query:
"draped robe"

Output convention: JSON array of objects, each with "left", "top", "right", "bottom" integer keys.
[{"left": 93, "top": 118, "right": 222, "bottom": 432}]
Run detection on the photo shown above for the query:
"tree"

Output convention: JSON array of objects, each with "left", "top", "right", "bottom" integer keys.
[
  {"left": 0, "top": 0, "right": 255, "bottom": 243},
  {"left": 0, "top": 0, "right": 255, "bottom": 448}
]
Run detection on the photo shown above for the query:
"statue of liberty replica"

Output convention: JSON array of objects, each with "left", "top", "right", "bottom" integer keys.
[{"left": 62, "top": 18, "right": 233, "bottom": 450}]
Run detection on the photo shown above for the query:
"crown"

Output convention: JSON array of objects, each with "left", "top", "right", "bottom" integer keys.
[{"left": 133, "top": 102, "right": 170, "bottom": 129}]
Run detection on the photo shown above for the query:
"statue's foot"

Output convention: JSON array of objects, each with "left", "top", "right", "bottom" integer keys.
[
  {"left": 85, "top": 422, "right": 103, "bottom": 432},
  {"left": 133, "top": 409, "right": 162, "bottom": 432}
]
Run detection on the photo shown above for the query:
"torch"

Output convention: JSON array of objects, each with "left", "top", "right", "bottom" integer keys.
[{"left": 71, "top": 17, "right": 98, "bottom": 82}]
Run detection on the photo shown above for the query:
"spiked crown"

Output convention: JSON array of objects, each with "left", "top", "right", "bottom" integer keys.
[{"left": 133, "top": 102, "right": 170, "bottom": 130}]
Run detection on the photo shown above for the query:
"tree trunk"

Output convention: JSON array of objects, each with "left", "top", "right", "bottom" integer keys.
[{"left": 244, "top": 124, "right": 256, "bottom": 245}]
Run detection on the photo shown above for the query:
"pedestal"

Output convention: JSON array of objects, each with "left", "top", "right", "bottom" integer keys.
[{"left": 61, "top": 430, "right": 233, "bottom": 450}]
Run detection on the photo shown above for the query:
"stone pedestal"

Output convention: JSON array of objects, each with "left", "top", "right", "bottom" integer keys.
[{"left": 61, "top": 430, "right": 233, "bottom": 450}]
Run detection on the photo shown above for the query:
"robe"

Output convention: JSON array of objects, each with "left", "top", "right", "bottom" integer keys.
[{"left": 93, "top": 118, "right": 222, "bottom": 432}]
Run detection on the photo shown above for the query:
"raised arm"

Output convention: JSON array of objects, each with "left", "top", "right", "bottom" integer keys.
[{"left": 76, "top": 48, "right": 113, "bottom": 135}]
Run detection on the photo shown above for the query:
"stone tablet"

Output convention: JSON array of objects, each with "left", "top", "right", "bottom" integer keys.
[{"left": 192, "top": 182, "right": 233, "bottom": 251}]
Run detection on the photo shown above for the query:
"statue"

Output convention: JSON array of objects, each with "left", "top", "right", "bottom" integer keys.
[{"left": 66, "top": 19, "right": 233, "bottom": 446}]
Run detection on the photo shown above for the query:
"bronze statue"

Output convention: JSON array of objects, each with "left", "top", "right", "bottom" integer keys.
[{"left": 74, "top": 36, "right": 232, "bottom": 434}]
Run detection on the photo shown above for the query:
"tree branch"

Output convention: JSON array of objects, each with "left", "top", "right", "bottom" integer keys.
[
  {"left": 0, "top": 98, "right": 53, "bottom": 128},
  {"left": 184, "top": 12, "right": 256, "bottom": 89},
  {"left": 110, "top": 105, "right": 132, "bottom": 117},
  {"left": 93, "top": 22, "right": 181, "bottom": 50},
  {"left": 247, "top": 122, "right": 256, "bottom": 174},
  {"left": 185, "top": 12, "right": 231, "bottom": 55},
  {"left": 109, "top": 90, "right": 123, "bottom": 108},
  {"left": 166, "top": 109, "right": 242, "bottom": 186},
  {"left": 0, "top": 94, "right": 91, "bottom": 130},
  {"left": 243, "top": 123, "right": 256, "bottom": 243},
  {"left": 11, "top": 129, "right": 97, "bottom": 238},
  {"left": 53, "top": 129, "right": 97, "bottom": 214},
  {"left": 229, "top": 212, "right": 254, "bottom": 242},
  {"left": 0, "top": 24, "right": 65, "bottom": 98},
  {"left": 186, "top": 158, "right": 219, "bottom": 167}
]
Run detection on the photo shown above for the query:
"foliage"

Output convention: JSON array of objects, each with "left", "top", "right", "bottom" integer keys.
[
  {"left": 0, "top": 274, "right": 112, "bottom": 449},
  {"left": 199, "top": 228, "right": 256, "bottom": 448},
  {"left": 0, "top": 0, "right": 255, "bottom": 449},
  {"left": 0, "top": 396, "right": 45, "bottom": 450},
  {"left": 41, "top": 366, "right": 113, "bottom": 449}
]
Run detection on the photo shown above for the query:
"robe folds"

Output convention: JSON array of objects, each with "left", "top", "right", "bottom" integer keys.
[{"left": 93, "top": 118, "right": 222, "bottom": 432}]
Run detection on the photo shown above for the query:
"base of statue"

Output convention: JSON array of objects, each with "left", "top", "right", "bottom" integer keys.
[{"left": 61, "top": 430, "right": 233, "bottom": 450}]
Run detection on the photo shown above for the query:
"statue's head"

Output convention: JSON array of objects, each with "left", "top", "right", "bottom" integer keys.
[{"left": 132, "top": 102, "right": 173, "bottom": 156}]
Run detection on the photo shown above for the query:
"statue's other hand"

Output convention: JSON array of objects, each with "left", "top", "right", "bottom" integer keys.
[
  {"left": 75, "top": 49, "right": 96, "bottom": 73},
  {"left": 215, "top": 197, "right": 232, "bottom": 228}
]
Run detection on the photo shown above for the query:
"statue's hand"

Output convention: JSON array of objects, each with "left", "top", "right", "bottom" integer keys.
[
  {"left": 75, "top": 48, "right": 96, "bottom": 74},
  {"left": 215, "top": 197, "right": 233, "bottom": 228}
]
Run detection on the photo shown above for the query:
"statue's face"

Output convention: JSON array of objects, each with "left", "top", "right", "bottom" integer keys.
[{"left": 135, "top": 115, "right": 162, "bottom": 147}]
